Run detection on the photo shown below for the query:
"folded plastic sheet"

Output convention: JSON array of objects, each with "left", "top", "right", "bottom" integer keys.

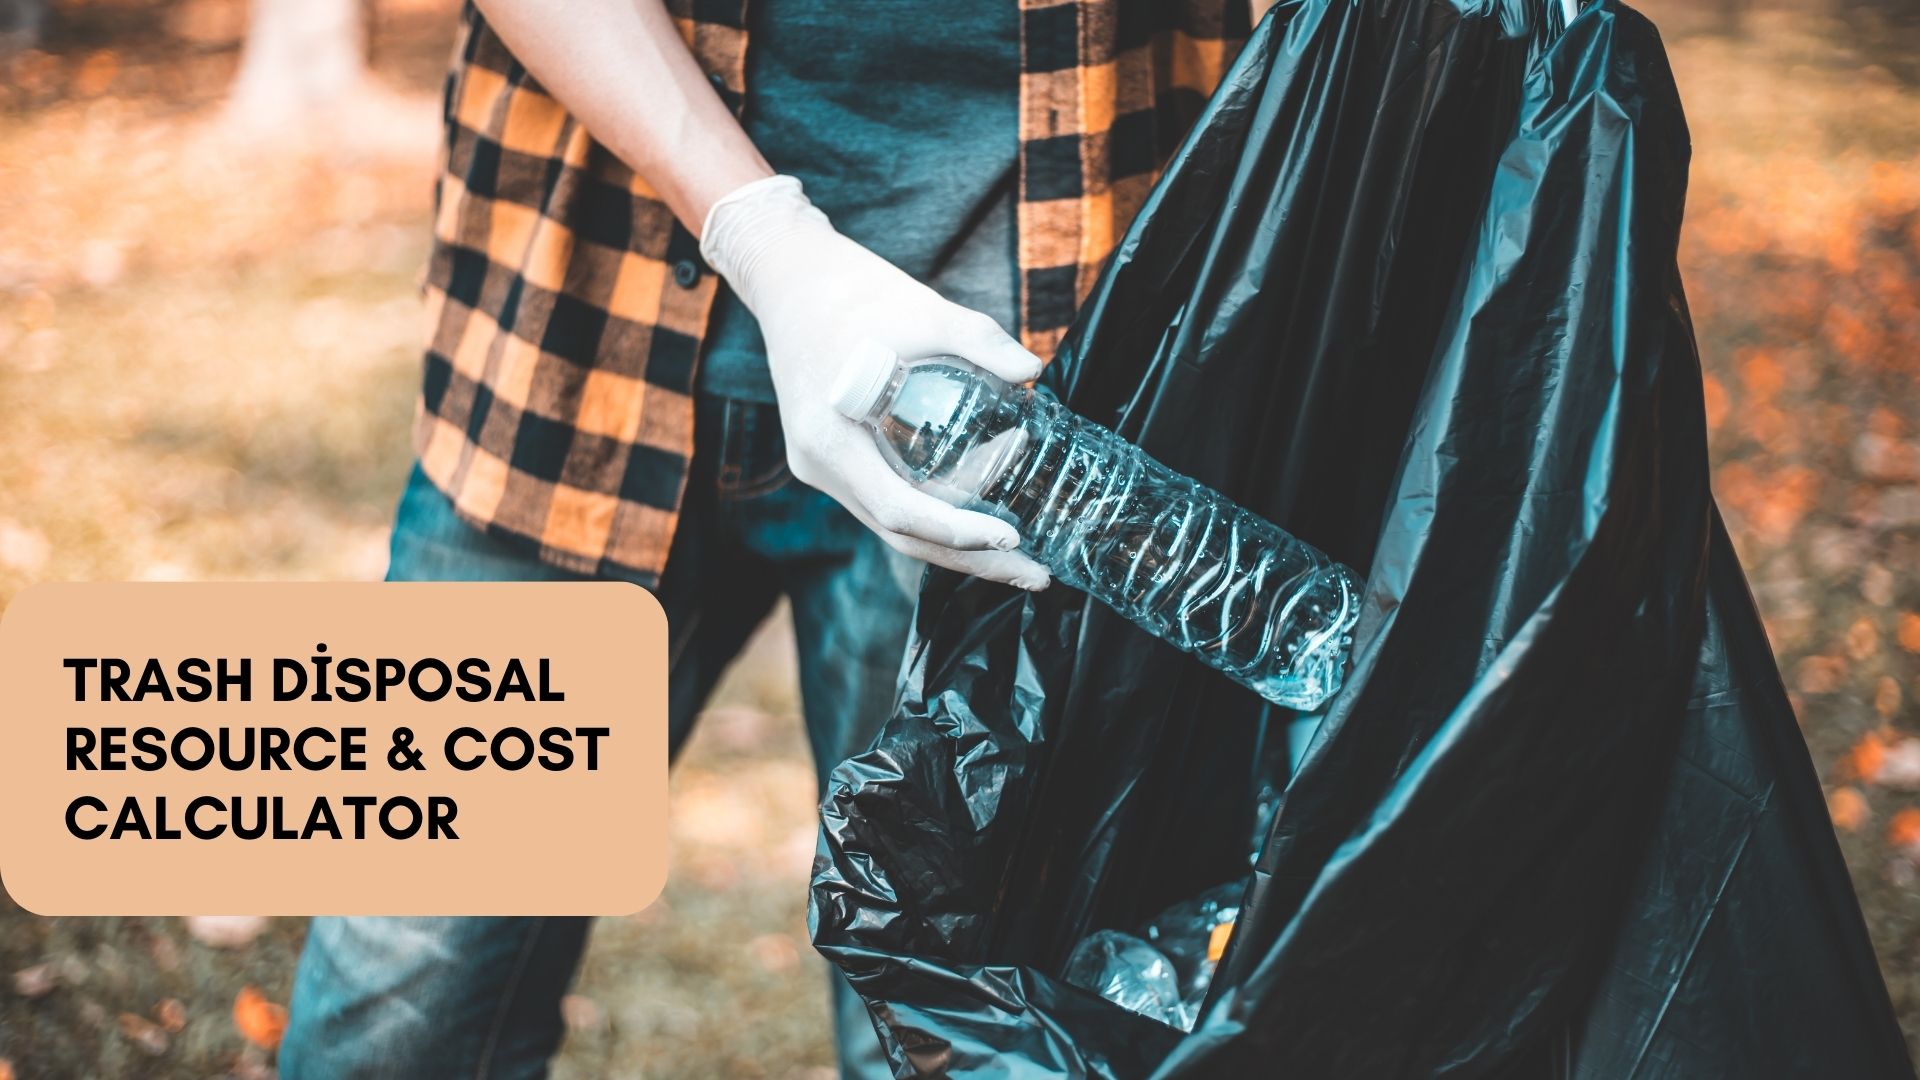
[{"left": 810, "top": 0, "right": 1914, "bottom": 1075}]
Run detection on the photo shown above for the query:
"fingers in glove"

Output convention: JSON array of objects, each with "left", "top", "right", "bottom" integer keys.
[
  {"left": 831, "top": 430, "right": 1025, "bottom": 552},
  {"left": 862, "top": 520, "right": 1052, "bottom": 591},
  {"left": 878, "top": 301, "right": 1043, "bottom": 385},
  {"left": 943, "top": 307, "right": 1043, "bottom": 384}
]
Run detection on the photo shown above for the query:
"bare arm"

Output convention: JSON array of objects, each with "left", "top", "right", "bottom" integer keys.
[
  {"left": 470, "top": 0, "right": 1049, "bottom": 588},
  {"left": 473, "top": 0, "right": 771, "bottom": 233}
]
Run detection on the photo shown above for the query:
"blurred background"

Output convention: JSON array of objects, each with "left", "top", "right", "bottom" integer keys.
[{"left": 0, "top": 0, "right": 1916, "bottom": 1075}]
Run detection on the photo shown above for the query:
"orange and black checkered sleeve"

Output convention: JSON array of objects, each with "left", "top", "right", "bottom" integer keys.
[
  {"left": 1016, "top": 0, "right": 1248, "bottom": 358},
  {"left": 413, "top": 4, "right": 742, "bottom": 584}
]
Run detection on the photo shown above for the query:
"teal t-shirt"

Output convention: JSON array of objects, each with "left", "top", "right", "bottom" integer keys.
[{"left": 698, "top": 0, "right": 1020, "bottom": 403}]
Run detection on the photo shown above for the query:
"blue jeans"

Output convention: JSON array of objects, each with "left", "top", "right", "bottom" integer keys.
[{"left": 282, "top": 397, "right": 917, "bottom": 1079}]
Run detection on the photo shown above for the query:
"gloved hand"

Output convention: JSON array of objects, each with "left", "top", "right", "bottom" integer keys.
[{"left": 701, "top": 175, "right": 1052, "bottom": 590}]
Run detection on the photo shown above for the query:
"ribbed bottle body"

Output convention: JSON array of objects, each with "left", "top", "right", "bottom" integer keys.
[{"left": 864, "top": 358, "right": 1358, "bottom": 710}]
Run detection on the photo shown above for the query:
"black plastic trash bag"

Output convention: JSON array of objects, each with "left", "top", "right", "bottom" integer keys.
[{"left": 810, "top": 0, "right": 1914, "bottom": 1075}]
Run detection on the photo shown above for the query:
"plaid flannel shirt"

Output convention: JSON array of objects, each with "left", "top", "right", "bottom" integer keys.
[{"left": 416, "top": 0, "right": 1248, "bottom": 585}]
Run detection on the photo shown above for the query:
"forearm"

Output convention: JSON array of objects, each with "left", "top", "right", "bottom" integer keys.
[{"left": 473, "top": 0, "right": 771, "bottom": 233}]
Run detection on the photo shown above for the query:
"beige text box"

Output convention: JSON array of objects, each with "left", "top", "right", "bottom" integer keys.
[{"left": 0, "top": 582, "right": 667, "bottom": 916}]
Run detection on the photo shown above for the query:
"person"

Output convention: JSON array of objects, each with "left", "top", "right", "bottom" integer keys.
[{"left": 280, "top": 0, "right": 1247, "bottom": 1075}]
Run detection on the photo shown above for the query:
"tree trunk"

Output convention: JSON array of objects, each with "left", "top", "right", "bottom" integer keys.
[
  {"left": 225, "top": 0, "right": 367, "bottom": 132},
  {"left": 0, "top": 0, "right": 48, "bottom": 56}
]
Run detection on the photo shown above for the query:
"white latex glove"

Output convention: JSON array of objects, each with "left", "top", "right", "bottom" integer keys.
[{"left": 701, "top": 175, "right": 1051, "bottom": 591}]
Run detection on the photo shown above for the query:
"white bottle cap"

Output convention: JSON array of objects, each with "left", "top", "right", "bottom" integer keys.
[{"left": 831, "top": 340, "right": 901, "bottom": 422}]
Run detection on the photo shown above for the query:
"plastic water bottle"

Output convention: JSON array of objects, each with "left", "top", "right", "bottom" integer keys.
[
  {"left": 1063, "top": 878, "right": 1247, "bottom": 1030},
  {"left": 832, "top": 347, "right": 1360, "bottom": 710},
  {"left": 1062, "top": 929, "right": 1190, "bottom": 1028}
]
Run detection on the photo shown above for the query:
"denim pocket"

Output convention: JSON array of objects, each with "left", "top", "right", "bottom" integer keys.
[{"left": 714, "top": 399, "right": 793, "bottom": 500}]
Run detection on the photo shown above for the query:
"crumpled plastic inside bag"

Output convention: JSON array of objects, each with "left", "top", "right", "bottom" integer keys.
[{"left": 1063, "top": 879, "right": 1246, "bottom": 1032}]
